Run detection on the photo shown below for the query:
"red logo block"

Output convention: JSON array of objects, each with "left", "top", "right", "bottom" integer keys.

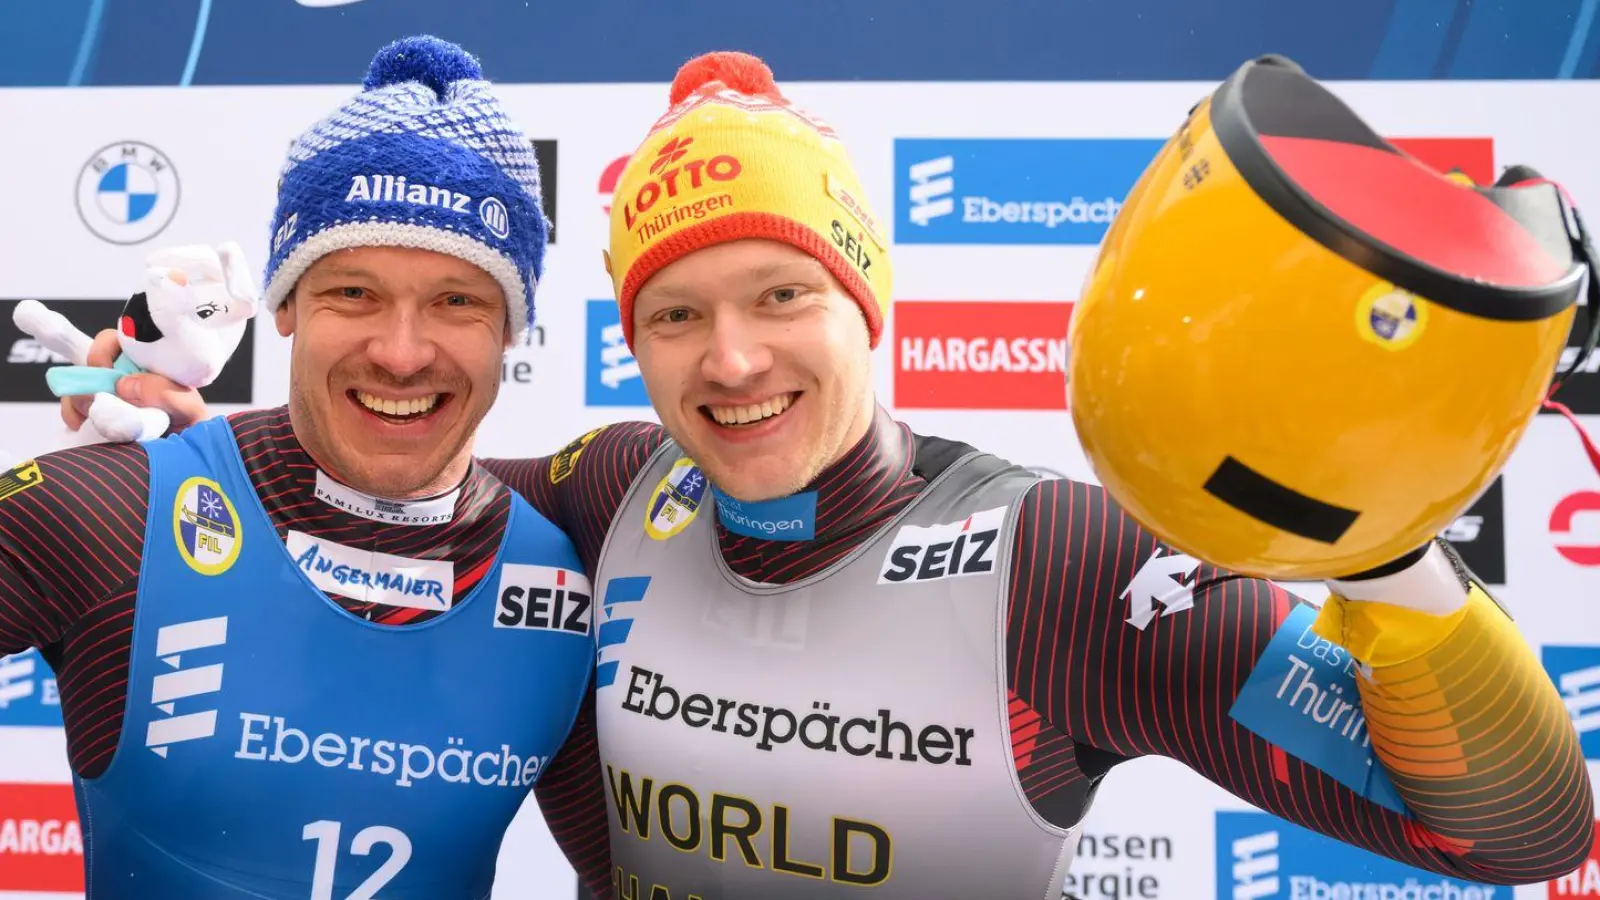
[
  {"left": 1552, "top": 491, "right": 1600, "bottom": 568},
  {"left": 1549, "top": 823, "right": 1600, "bottom": 896},
  {"left": 893, "top": 301, "right": 1073, "bottom": 410},
  {"left": 0, "top": 782, "right": 85, "bottom": 893}
]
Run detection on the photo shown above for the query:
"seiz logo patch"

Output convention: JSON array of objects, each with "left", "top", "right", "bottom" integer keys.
[
  {"left": 877, "top": 506, "right": 1006, "bottom": 585},
  {"left": 495, "top": 564, "right": 593, "bottom": 637}
]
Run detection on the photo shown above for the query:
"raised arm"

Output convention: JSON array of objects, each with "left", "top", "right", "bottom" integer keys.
[
  {"left": 480, "top": 421, "right": 666, "bottom": 900},
  {"left": 1006, "top": 477, "right": 1593, "bottom": 884}
]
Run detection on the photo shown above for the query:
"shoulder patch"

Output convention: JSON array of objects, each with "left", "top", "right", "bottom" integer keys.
[
  {"left": 549, "top": 426, "right": 606, "bottom": 485},
  {"left": 0, "top": 460, "right": 44, "bottom": 503},
  {"left": 645, "top": 457, "right": 707, "bottom": 541},
  {"left": 173, "top": 476, "right": 243, "bottom": 576},
  {"left": 877, "top": 506, "right": 1007, "bottom": 585}
]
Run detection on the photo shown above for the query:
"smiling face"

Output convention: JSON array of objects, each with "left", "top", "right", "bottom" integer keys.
[
  {"left": 276, "top": 246, "right": 508, "bottom": 499},
  {"left": 631, "top": 239, "right": 877, "bottom": 501}
]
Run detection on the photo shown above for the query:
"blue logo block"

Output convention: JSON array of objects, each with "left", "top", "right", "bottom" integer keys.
[
  {"left": 585, "top": 299, "right": 651, "bottom": 407},
  {"left": 1217, "top": 812, "right": 1496, "bottom": 900},
  {"left": 0, "top": 648, "right": 63, "bottom": 727},
  {"left": 894, "top": 138, "right": 1164, "bottom": 245},
  {"left": 1228, "top": 605, "right": 1405, "bottom": 813},
  {"left": 1542, "top": 644, "right": 1600, "bottom": 760},
  {"left": 713, "top": 490, "right": 817, "bottom": 541}
]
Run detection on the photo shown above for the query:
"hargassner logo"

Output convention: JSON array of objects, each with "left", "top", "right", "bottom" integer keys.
[
  {"left": 1215, "top": 813, "right": 1500, "bottom": 899},
  {"left": 145, "top": 616, "right": 228, "bottom": 758},
  {"left": 894, "top": 139, "right": 1164, "bottom": 245},
  {"left": 1543, "top": 646, "right": 1600, "bottom": 760},
  {"left": 585, "top": 300, "right": 650, "bottom": 407},
  {"left": 906, "top": 156, "right": 955, "bottom": 226}
]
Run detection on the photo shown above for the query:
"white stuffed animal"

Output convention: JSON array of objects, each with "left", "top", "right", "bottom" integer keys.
[{"left": 13, "top": 242, "right": 257, "bottom": 443}]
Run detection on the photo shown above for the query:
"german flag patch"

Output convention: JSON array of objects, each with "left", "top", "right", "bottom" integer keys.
[{"left": 0, "top": 460, "right": 44, "bottom": 504}]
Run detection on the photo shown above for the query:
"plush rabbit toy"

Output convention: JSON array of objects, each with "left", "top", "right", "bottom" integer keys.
[{"left": 12, "top": 242, "right": 257, "bottom": 444}]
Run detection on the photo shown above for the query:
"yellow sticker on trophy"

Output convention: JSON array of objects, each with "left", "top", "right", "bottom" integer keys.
[{"left": 1355, "top": 282, "right": 1429, "bottom": 351}]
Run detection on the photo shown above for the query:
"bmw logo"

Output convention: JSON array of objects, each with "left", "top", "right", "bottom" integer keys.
[{"left": 76, "top": 141, "right": 181, "bottom": 245}]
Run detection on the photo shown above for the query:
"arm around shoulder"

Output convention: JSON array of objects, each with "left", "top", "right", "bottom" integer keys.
[{"left": 0, "top": 442, "right": 152, "bottom": 654}]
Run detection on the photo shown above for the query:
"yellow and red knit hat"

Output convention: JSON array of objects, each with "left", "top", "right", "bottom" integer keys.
[{"left": 606, "top": 52, "right": 893, "bottom": 349}]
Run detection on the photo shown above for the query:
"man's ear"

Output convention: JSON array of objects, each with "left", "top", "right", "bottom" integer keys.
[{"left": 274, "top": 293, "right": 295, "bottom": 338}]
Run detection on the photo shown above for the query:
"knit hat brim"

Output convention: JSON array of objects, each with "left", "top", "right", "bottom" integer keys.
[{"left": 263, "top": 221, "right": 533, "bottom": 346}]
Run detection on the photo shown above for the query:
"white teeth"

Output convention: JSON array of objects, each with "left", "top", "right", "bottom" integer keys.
[
  {"left": 356, "top": 391, "right": 439, "bottom": 418},
  {"left": 709, "top": 394, "right": 793, "bottom": 426}
]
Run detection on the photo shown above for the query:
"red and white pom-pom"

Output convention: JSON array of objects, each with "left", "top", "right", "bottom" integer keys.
[{"left": 669, "top": 51, "right": 779, "bottom": 106}]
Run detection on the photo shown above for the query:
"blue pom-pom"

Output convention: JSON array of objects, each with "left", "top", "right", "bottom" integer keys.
[{"left": 363, "top": 36, "right": 483, "bottom": 96}]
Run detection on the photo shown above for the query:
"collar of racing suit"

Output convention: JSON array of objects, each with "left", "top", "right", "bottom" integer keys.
[{"left": 712, "top": 404, "right": 924, "bottom": 584}]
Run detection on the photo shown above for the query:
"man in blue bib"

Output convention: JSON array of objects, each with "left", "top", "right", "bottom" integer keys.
[{"left": 0, "top": 36, "right": 593, "bottom": 898}]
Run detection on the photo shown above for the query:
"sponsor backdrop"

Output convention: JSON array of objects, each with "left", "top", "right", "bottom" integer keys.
[{"left": 2, "top": 2, "right": 1599, "bottom": 898}]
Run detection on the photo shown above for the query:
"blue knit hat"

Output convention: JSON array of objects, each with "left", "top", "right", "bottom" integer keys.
[{"left": 263, "top": 36, "right": 547, "bottom": 345}]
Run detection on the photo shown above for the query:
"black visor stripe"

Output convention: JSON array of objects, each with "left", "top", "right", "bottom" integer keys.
[{"left": 1203, "top": 455, "right": 1360, "bottom": 545}]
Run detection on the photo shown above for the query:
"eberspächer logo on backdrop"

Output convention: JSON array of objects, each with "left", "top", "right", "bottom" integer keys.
[
  {"left": 585, "top": 300, "right": 649, "bottom": 407},
  {"left": 894, "top": 139, "right": 1163, "bottom": 245},
  {"left": 76, "top": 142, "right": 180, "bottom": 245},
  {"left": 0, "top": 299, "right": 254, "bottom": 404},
  {"left": 893, "top": 301, "right": 1072, "bottom": 410},
  {"left": 1542, "top": 646, "right": 1600, "bottom": 761},
  {"left": 1216, "top": 812, "right": 1497, "bottom": 900},
  {"left": 0, "top": 648, "right": 62, "bottom": 727}
]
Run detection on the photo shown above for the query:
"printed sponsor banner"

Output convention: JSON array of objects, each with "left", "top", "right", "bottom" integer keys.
[
  {"left": 1541, "top": 645, "right": 1600, "bottom": 761},
  {"left": 1548, "top": 824, "right": 1600, "bottom": 897},
  {"left": 0, "top": 299, "right": 254, "bottom": 405},
  {"left": 1443, "top": 477, "right": 1507, "bottom": 586},
  {"left": 0, "top": 649, "right": 62, "bottom": 728},
  {"left": 585, "top": 300, "right": 649, "bottom": 408},
  {"left": 1216, "top": 811, "right": 1498, "bottom": 900},
  {"left": 893, "top": 301, "right": 1072, "bottom": 410},
  {"left": 0, "top": 782, "right": 84, "bottom": 894},
  {"left": 895, "top": 139, "right": 1164, "bottom": 245}
]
